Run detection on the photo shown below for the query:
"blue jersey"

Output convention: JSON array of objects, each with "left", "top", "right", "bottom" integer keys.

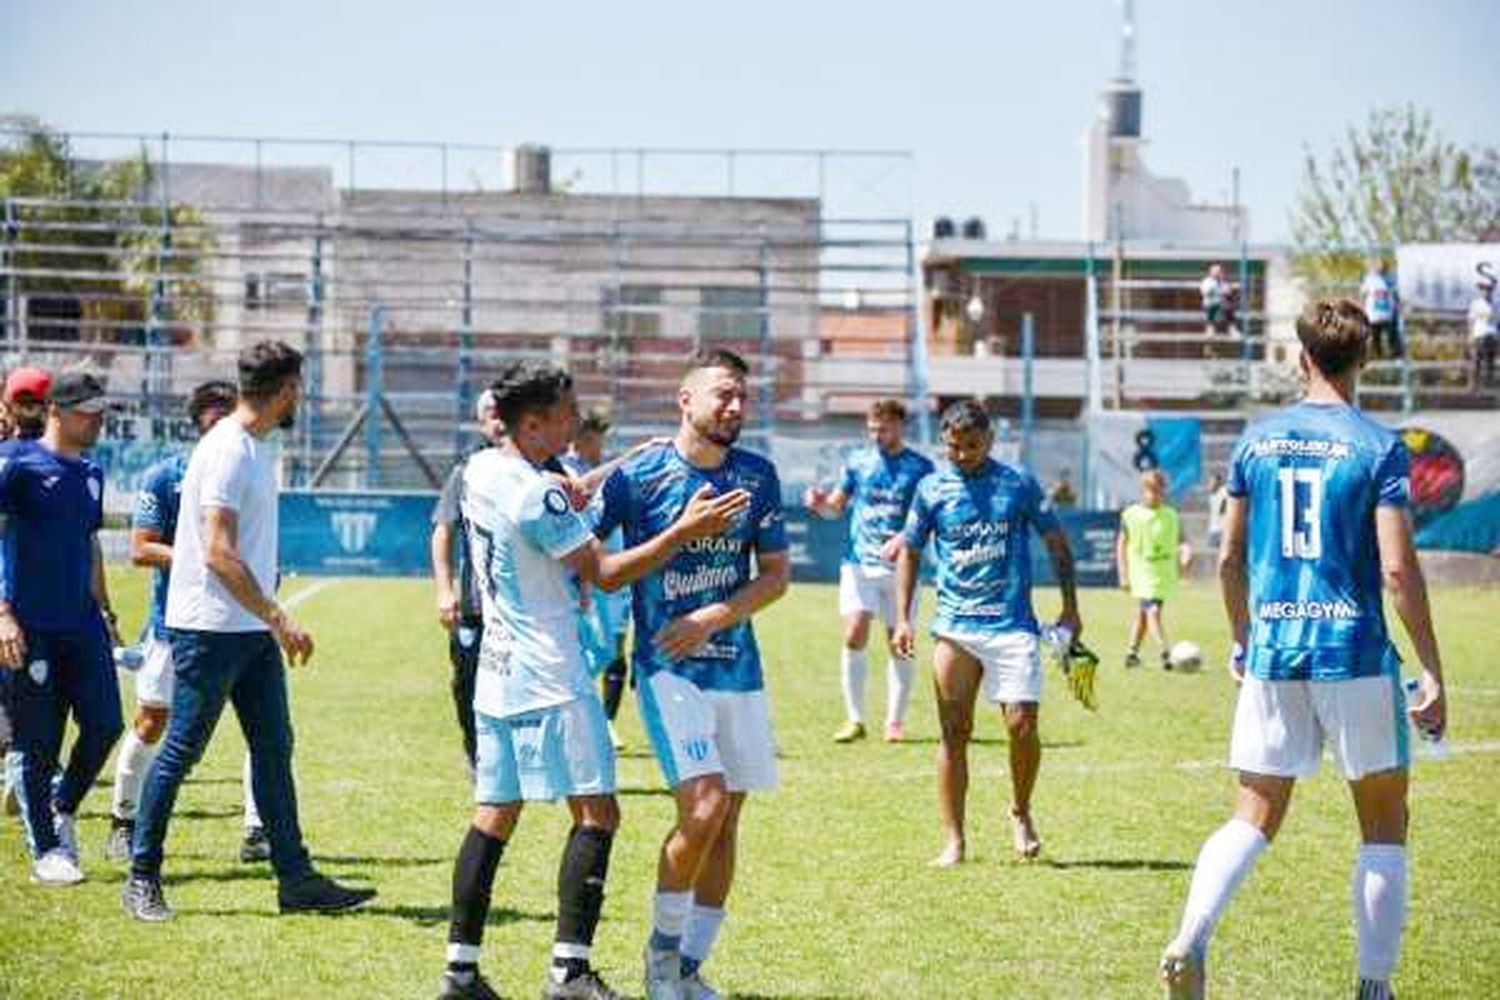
[
  {"left": 0, "top": 439, "right": 105, "bottom": 633},
  {"left": 902, "top": 459, "right": 1059, "bottom": 636},
  {"left": 596, "top": 443, "right": 787, "bottom": 693},
  {"left": 839, "top": 446, "right": 935, "bottom": 567},
  {"left": 132, "top": 453, "right": 188, "bottom": 640},
  {"left": 1229, "top": 401, "right": 1409, "bottom": 681}
]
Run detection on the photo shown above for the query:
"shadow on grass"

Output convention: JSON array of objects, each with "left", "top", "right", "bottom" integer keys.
[
  {"left": 162, "top": 868, "right": 275, "bottom": 887},
  {"left": 616, "top": 785, "right": 673, "bottom": 798},
  {"left": 1040, "top": 857, "right": 1191, "bottom": 872},
  {"left": 894, "top": 738, "right": 1083, "bottom": 749},
  {"left": 77, "top": 805, "right": 241, "bottom": 822},
  {"left": 312, "top": 854, "right": 448, "bottom": 869},
  {"left": 358, "top": 902, "right": 551, "bottom": 928},
  {"left": 733, "top": 994, "right": 864, "bottom": 999}
]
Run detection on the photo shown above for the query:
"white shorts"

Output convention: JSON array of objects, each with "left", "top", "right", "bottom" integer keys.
[
  {"left": 134, "top": 632, "right": 176, "bottom": 708},
  {"left": 474, "top": 697, "right": 617, "bottom": 804},
  {"left": 637, "top": 671, "right": 778, "bottom": 793},
  {"left": 1229, "top": 673, "right": 1410, "bottom": 781},
  {"left": 837, "top": 563, "right": 916, "bottom": 628},
  {"left": 935, "top": 629, "right": 1042, "bottom": 705}
]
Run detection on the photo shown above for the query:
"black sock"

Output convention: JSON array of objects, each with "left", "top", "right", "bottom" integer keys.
[
  {"left": 554, "top": 825, "right": 614, "bottom": 971},
  {"left": 602, "top": 658, "right": 626, "bottom": 721},
  {"left": 448, "top": 824, "right": 506, "bottom": 966}
]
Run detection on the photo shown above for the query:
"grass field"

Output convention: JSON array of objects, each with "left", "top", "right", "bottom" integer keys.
[{"left": 1, "top": 573, "right": 1497, "bottom": 998}]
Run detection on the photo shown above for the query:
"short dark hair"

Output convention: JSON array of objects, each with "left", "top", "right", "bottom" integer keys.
[
  {"left": 187, "top": 380, "right": 238, "bottom": 423},
  {"left": 577, "top": 411, "right": 610, "bottom": 436},
  {"left": 869, "top": 398, "right": 907, "bottom": 422},
  {"left": 1296, "top": 299, "right": 1368, "bottom": 378},
  {"left": 940, "top": 398, "right": 990, "bottom": 436},
  {"left": 491, "top": 361, "right": 573, "bottom": 429},
  {"left": 685, "top": 347, "right": 749, "bottom": 379},
  {"left": 238, "top": 340, "right": 304, "bottom": 401}
]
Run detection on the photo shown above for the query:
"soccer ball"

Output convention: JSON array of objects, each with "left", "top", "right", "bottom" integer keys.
[{"left": 1168, "top": 640, "right": 1203, "bottom": 673}]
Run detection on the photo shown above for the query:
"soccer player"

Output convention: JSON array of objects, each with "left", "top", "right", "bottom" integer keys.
[
  {"left": 431, "top": 388, "right": 506, "bottom": 768},
  {"left": 1159, "top": 300, "right": 1448, "bottom": 1000},
  {"left": 1360, "top": 259, "right": 1402, "bottom": 359},
  {"left": 0, "top": 371, "right": 125, "bottom": 884},
  {"left": 439, "top": 362, "right": 748, "bottom": 1000},
  {"left": 593, "top": 349, "right": 790, "bottom": 1000},
  {"left": 1116, "top": 469, "right": 1190, "bottom": 670},
  {"left": 106, "top": 380, "right": 266, "bottom": 863},
  {"left": 124, "top": 341, "right": 375, "bottom": 921},
  {"left": 561, "top": 411, "right": 632, "bottom": 745},
  {"left": 804, "top": 398, "right": 933, "bottom": 743},
  {"left": 889, "top": 399, "right": 1081, "bottom": 867}
]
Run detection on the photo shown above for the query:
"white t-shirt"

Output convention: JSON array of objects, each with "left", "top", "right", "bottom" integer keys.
[
  {"left": 165, "top": 419, "right": 280, "bottom": 633},
  {"left": 1199, "top": 275, "right": 1224, "bottom": 309},
  {"left": 1360, "top": 273, "right": 1396, "bottom": 323},
  {"left": 462, "top": 449, "right": 595, "bottom": 719},
  {"left": 1468, "top": 295, "right": 1496, "bottom": 341}
]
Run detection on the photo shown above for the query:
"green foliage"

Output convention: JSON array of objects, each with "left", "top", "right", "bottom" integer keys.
[
  {"left": 1290, "top": 105, "right": 1500, "bottom": 296},
  {"left": 0, "top": 114, "right": 215, "bottom": 340},
  {"left": 1, "top": 575, "right": 1497, "bottom": 997}
]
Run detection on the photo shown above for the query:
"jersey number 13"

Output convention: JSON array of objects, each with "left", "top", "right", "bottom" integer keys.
[{"left": 1277, "top": 467, "right": 1323, "bottom": 560}]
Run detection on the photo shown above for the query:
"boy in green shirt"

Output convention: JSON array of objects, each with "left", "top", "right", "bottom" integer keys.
[{"left": 1115, "top": 469, "right": 1190, "bottom": 669}]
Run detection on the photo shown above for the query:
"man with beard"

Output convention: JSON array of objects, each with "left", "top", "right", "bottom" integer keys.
[
  {"left": 593, "top": 349, "right": 791, "bottom": 1000},
  {"left": 123, "top": 341, "right": 375, "bottom": 921},
  {"left": 0, "top": 371, "right": 125, "bottom": 884}
]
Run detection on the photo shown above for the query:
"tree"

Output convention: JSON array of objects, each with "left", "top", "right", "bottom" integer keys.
[
  {"left": 1, "top": 114, "right": 214, "bottom": 347},
  {"left": 1290, "top": 105, "right": 1500, "bottom": 291}
]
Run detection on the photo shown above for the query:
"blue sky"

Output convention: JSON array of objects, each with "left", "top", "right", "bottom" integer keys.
[{"left": 3, "top": 0, "right": 1496, "bottom": 241}]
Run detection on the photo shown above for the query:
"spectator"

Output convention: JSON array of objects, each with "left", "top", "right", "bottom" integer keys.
[
  {"left": 1200, "top": 264, "right": 1229, "bottom": 334},
  {"left": 1048, "top": 469, "right": 1078, "bottom": 510},
  {"left": 4, "top": 366, "right": 53, "bottom": 441},
  {"left": 1469, "top": 281, "right": 1497, "bottom": 387},
  {"left": 1360, "top": 260, "right": 1402, "bottom": 359}
]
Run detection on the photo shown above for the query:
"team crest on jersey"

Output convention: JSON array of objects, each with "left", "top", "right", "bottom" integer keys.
[{"left": 543, "top": 487, "right": 571, "bottom": 516}]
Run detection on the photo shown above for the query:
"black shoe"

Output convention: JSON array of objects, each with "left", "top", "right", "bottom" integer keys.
[
  {"left": 122, "top": 875, "right": 173, "bottom": 922},
  {"left": 239, "top": 826, "right": 271, "bottom": 863},
  {"left": 438, "top": 969, "right": 504, "bottom": 999},
  {"left": 277, "top": 872, "right": 377, "bottom": 914}
]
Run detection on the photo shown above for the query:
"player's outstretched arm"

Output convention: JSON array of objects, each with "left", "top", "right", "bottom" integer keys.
[
  {"left": 1218, "top": 496, "right": 1250, "bottom": 677},
  {"left": 430, "top": 521, "right": 460, "bottom": 630},
  {"left": 653, "top": 549, "right": 791, "bottom": 661},
  {"left": 589, "top": 484, "right": 751, "bottom": 593},
  {"left": 1376, "top": 506, "right": 1446, "bottom": 734},
  {"left": 803, "top": 485, "right": 849, "bottom": 519},
  {"left": 891, "top": 538, "right": 918, "bottom": 660},
  {"left": 1042, "top": 528, "right": 1082, "bottom": 639},
  {"left": 130, "top": 527, "right": 173, "bottom": 570}
]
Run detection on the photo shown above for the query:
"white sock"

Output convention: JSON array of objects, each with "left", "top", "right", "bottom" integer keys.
[
  {"left": 242, "top": 753, "right": 262, "bottom": 831},
  {"left": 681, "top": 904, "right": 726, "bottom": 967},
  {"left": 111, "top": 730, "right": 157, "bottom": 822},
  {"left": 650, "top": 890, "right": 693, "bottom": 951},
  {"left": 886, "top": 656, "right": 915, "bottom": 727},
  {"left": 840, "top": 648, "right": 868, "bottom": 723},
  {"left": 1353, "top": 843, "right": 1407, "bottom": 984},
  {"left": 1173, "top": 818, "right": 1269, "bottom": 953}
]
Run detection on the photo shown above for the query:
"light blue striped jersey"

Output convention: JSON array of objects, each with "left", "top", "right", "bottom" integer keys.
[
  {"left": 902, "top": 459, "right": 1059, "bottom": 635},
  {"left": 1229, "top": 400, "right": 1409, "bottom": 681}
]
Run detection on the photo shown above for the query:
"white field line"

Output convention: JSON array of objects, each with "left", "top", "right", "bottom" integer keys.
[{"left": 283, "top": 579, "right": 339, "bottom": 610}]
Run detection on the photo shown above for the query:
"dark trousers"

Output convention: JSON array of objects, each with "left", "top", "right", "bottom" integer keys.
[
  {"left": 449, "top": 618, "right": 481, "bottom": 766},
  {"left": 1477, "top": 335, "right": 1498, "bottom": 386},
  {"left": 1371, "top": 321, "right": 1403, "bottom": 358},
  {"left": 0, "top": 618, "right": 122, "bottom": 857},
  {"left": 131, "top": 629, "right": 312, "bottom": 884}
]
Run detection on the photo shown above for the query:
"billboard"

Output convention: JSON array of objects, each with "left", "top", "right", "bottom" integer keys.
[{"left": 279, "top": 490, "right": 438, "bottom": 577}]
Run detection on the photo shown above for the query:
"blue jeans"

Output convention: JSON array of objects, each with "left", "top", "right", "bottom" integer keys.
[
  {"left": 0, "top": 618, "right": 123, "bottom": 858},
  {"left": 131, "top": 629, "right": 313, "bottom": 883}
]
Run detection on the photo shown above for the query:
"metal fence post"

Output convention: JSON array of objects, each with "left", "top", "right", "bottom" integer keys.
[
  {"left": 758, "top": 236, "right": 774, "bottom": 440},
  {"left": 905, "top": 219, "right": 933, "bottom": 446},
  {"left": 2, "top": 199, "right": 16, "bottom": 358},
  {"left": 366, "top": 304, "right": 386, "bottom": 487},
  {"left": 303, "top": 229, "right": 325, "bottom": 486},
  {"left": 455, "top": 227, "right": 475, "bottom": 459},
  {"left": 1021, "top": 312, "right": 1036, "bottom": 469}
]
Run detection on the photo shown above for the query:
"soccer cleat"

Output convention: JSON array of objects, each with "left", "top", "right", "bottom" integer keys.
[
  {"left": 1159, "top": 943, "right": 1205, "bottom": 1000},
  {"left": 643, "top": 945, "right": 684, "bottom": 1000},
  {"left": 31, "top": 848, "right": 85, "bottom": 886},
  {"left": 438, "top": 970, "right": 504, "bottom": 1000},
  {"left": 542, "top": 967, "right": 624, "bottom": 999},
  {"left": 883, "top": 721, "right": 905, "bottom": 743},
  {"left": 240, "top": 825, "right": 272, "bottom": 863},
  {"left": 831, "top": 720, "right": 866, "bottom": 744},
  {"left": 277, "top": 873, "right": 377, "bottom": 914},
  {"left": 122, "top": 875, "right": 173, "bottom": 921},
  {"left": 1124, "top": 651, "right": 1142, "bottom": 670},
  {"left": 105, "top": 817, "right": 135, "bottom": 863},
  {"left": 53, "top": 810, "right": 80, "bottom": 862},
  {"left": 680, "top": 970, "right": 722, "bottom": 1000}
]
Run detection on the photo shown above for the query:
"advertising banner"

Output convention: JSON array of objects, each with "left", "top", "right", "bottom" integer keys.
[{"left": 279, "top": 490, "right": 438, "bottom": 577}]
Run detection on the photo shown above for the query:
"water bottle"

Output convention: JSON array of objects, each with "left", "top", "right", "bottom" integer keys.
[{"left": 1403, "top": 677, "right": 1451, "bottom": 761}]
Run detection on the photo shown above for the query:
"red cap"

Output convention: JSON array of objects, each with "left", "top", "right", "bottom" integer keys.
[{"left": 3, "top": 367, "right": 52, "bottom": 404}]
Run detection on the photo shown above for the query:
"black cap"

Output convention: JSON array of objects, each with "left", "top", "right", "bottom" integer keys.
[{"left": 51, "top": 371, "right": 110, "bottom": 413}]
